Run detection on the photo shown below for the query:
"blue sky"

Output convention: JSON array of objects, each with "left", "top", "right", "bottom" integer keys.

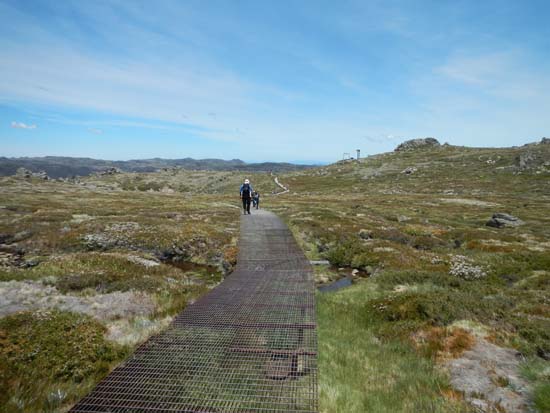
[{"left": 1, "top": 0, "right": 549, "bottom": 162}]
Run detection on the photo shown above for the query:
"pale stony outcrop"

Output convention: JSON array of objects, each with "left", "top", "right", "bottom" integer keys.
[
  {"left": 401, "top": 166, "right": 418, "bottom": 174},
  {"left": 395, "top": 137, "right": 440, "bottom": 151},
  {"left": 517, "top": 151, "right": 538, "bottom": 170},
  {"left": 446, "top": 337, "right": 529, "bottom": 413}
]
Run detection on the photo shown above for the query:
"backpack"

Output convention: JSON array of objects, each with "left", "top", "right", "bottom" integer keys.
[{"left": 242, "top": 183, "right": 251, "bottom": 197}]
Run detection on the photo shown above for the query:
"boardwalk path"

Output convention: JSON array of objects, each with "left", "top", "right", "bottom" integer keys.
[{"left": 71, "top": 210, "right": 318, "bottom": 413}]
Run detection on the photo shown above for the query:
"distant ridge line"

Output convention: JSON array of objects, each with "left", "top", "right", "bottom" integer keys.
[{"left": 0, "top": 156, "right": 317, "bottom": 178}]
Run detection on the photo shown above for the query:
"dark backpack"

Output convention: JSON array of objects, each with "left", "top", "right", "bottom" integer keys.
[{"left": 242, "top": 183, "right": 251, "bottom": 197}]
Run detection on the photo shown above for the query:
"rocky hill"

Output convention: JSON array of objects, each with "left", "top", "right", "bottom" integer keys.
[
  {"left": 282, "top": 137, "right": 550, "bottom": 195},
  {"left": 271, "top": 137, "right": 549, "bottom": 413}
]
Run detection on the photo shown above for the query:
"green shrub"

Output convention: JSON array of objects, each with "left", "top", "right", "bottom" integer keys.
[
  {"left": 136, "top": 181, "right": 162, "bottom": 191},
  {"left": 351, "top": 252, "right": 378, "bottom": 269},
  {"left": 325, "top": 240, "right": 359, "bottom": 266},
  {"left": 325, "top": 239, "right": 377, "bottom": 268},
  {"left": 490, "top": 251, "right": 550, "bottom": 279},
  {"left": 0, "top": 310, "right": 128, "bottom": 412},
  {"left": 365, "top": 290, "right": 512, "bottom": 339},
  {"left": 510, "top": 316, "right": 550, "bottom": 357}
]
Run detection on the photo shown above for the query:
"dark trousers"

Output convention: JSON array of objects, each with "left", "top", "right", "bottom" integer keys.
[{"left": 242, "top": 197, "right": 251, "bottom": 213}]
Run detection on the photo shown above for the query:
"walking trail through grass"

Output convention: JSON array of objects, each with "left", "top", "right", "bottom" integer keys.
[{"left": 69, "top": 209, "right": 318, "bottom": 413}]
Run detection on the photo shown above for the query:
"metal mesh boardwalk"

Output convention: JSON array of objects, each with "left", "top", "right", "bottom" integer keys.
[{"left": 70, "top": 210, "right": 318, "bottom": 413}]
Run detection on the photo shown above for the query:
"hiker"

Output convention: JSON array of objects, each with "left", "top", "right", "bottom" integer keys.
[
  {"left": 253, "top": 191, "right": 260, "bottom": 209},
  {"left": 240, "top": 179, "right": 253, "bottom": 214}
]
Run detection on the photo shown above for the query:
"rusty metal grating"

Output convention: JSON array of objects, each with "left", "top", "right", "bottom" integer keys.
[{"left": 70, "top": 210, "right": 318, "bottom": 413}]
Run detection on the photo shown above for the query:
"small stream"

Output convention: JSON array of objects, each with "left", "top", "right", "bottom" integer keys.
[{"left": 317, "top": 276, "right": 353, "bottom": 293}]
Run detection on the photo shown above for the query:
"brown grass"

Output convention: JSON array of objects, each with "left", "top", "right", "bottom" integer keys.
[
  {"left": 223, "top": 246, "right": 239, "bottom": 266},
  {"left": 440, "top": 388, "right": 465, "bottom": 402},
  {"left": 412, "top": 327, "right": 475, "bottom": 360}
]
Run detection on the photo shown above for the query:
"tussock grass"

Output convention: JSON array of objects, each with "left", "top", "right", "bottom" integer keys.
[{"left": 317, "top": 284, "right": 473, "bottom": 412}]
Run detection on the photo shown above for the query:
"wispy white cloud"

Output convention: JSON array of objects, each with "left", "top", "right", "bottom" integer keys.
[
  {"left": 11, "top": 121, "right": 36, "bottom": 129},
  {"left": 0, "top": 2, "right": 298, "bottom": 145},
  {"left": 0, "top": 48, "right": 246, "bottom": 127},
  {"left": 87, "top": 128, "right": 103, "bottom": 135},
  {"left": 435, "top": 51, "right": 550, "bottom": 99},
  {"left": 0, "top": 0, "right": 427, "bottom": 157},
  {"left": 436, "top": 53, "right": 506, "bottom": 86}
]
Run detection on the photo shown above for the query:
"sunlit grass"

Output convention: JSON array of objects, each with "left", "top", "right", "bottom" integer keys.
[{"left": 317, "top": 283, "right": 473, "bottom": 412}]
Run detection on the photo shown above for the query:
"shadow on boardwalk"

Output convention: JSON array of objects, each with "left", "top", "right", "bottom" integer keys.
[{"left": 70, "top": 209, "right": 318, "bottom": 413}]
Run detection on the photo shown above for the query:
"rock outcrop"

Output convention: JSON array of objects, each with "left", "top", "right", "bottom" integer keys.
[
  {"left": 98, "top": 167, "right": 122, "bottom": 175},
  {"left": 395, "top": 137, "right": 440, "bottom": 152},
  {"left": 486, "top": 213, "right": 524, "bottom": 228},
  {"left": 446, "top": 337, "right": 529, "bottom": 413},
  {"left": 401, "top": 166, "right": 417, "bottom": 175},
  {"left": 516, "top": 151, "right": 537, "bottom": 170},
  {"left": 15, "top": 167, "right": 49, "bottom": 180},
  {"left": 358, "top": 229, "right": 373, "bottom": 240}
]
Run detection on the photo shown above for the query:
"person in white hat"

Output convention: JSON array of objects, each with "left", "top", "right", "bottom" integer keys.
[{"left": 239, "top": 178, "right": 254, "bottom": 214}]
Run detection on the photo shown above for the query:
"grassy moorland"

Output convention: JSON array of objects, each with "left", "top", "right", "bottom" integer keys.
[
  {"left": 1, "top": 141, "right": 549, "bottom": 412},
  {"left": 0, "top": 170, "right": 279, "bottom": 412},
  {"left": 270, "top": 140, "right": 550, "bottom": 412}
]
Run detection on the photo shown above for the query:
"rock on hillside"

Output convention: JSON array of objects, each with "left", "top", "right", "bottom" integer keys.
[
  {"left": 395, "top": 137, "right": 440, "bottom": 152},
  {"left": 486, "top": 213, "right": 524, "bottom": 228},
  {"left": 15, "top": 167, "right": 49, "bottom": 180}
]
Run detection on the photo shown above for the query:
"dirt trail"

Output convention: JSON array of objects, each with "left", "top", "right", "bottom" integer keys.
[
  {"left": 70, "top": 209, "right": 318, "bottom": 413},
  {"left": 272, "top": 174, "right": 289, "bottom": 195}
]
